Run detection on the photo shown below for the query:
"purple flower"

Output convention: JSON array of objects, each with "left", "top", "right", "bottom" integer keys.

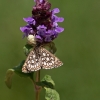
[
  {"left": 20, "top": 25, "right": 34, "bottom": 37},
  {"left": 37, "top": 25, "right": 47, "bottom": 36},
  {"left": 35, "top": 35, "right": 43, "bottom": 43},
  {"left": 20, "top": 0, "right": 64, "bottom": 43},
  {"left": 52, "top": 15, "right": 64, "bottom": 23},
  {"left": 45, "top": 35, "right": 52, "bottom": 42},
  {"left": 23, "top": 17, "right": 36, "bottom": 25},
  {"left": 55, "top": 26, "right": 64, "bottom": 33},
  {"left": 34, "top": 0, "right": 43, "bottom": 3},
  {"left": 52, "top": 8, "right": 60, "bottom": 14}
]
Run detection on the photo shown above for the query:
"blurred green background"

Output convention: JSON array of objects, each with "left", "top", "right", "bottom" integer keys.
[{"left": 0, "top": 0, "right": 100, "bottom": 100}]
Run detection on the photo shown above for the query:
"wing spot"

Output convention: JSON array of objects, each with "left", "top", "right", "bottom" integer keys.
[
  {"left": 37, "top": 63, "right": 38, "bottom": 66},
  {"left": 49, "top": 63, "right": 52, "bottom": 66},
  {"left": 47, "top": 63, "right": 49, "bottom": 66},
  {"left": 28, "top": 61, "right": 30, "bottom": 64},
  {"left": 29, "top": 64, "right": 31, "bottom": 67},
  {"left": 43, "top": 53, "right": 46, "bottom": 56},
  {"left": 42, "top": 58, "right": 45, "bottom": 60},
  {"left": 44, "top": 62, "right": 46, "bottom": 65},
  {"left": 51, "top": 57, "right": 54, "bottom": 60},
  {"left": 33, "top": 55, "right": 35, "bottom": 58},
  {"left": 32, "top": 60, "right": 34, "bottom": 63},
  {"left": 51, "top": 61, "right": 54, "bottom": 64},
  {"left": 46, "top": 57, "right": 49, "bottom": 61},
  {"left": 47, "top": 54, "right": 49, "bottom": 56},
  {"left": 30, "top": 57, "right": 32, "bottom": 60}
]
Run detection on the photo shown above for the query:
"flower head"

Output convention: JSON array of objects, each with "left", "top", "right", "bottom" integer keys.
[{"left": 20, "top": 0, "right": 64, "bottom": 43}]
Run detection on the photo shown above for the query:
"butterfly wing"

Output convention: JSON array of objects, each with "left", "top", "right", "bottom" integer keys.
[
  {"left": 22, "top": 46, "right": 63, "bottom": 73},
  {"left": 40, "top": 47, "right": 63, "bottom": 69},
  {"left": 22, "top": 49, "right": 41, "bottom": 73}
]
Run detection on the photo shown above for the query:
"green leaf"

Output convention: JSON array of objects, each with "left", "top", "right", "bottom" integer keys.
[
  {"left": 36, "top": 75, "right": 55, "bottom": 89},
  {"left": 36, "top": 81, "right": 54, "bottom": 89},
  {"left": 5, "top": 60, "right": 34, "bottom": 89},
  {"left": 23, "top": 44, "right": 34, "bottom": 56},
  {"left": 50, "top": 42, "right": 57, "bottom": 54},
  {"left": 5, "top": 69, "right": 14, "bottom": 89},
  {"left": 41, "top": 75, "right": 55, "bottom": 86},
  {"left": 43, "top": 42, "right": 57, "bottom": 54},
  {"left": 23, "top": 42, "right": 57, "bottom": 56},
  {"left": 44, "top": 87, "right": 60, "bottom": 100},
  {"left": 13, "top": 60, "right": 34, "bottom": 80}
]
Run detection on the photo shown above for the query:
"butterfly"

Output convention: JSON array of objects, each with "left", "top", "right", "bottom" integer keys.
[{"left": 22, "top": 46, "right": 63, "bottom": 73}]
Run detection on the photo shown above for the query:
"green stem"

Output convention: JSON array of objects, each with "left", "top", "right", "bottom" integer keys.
[{"left": 35, "top": 70, "right": 41, "bottom": 100}]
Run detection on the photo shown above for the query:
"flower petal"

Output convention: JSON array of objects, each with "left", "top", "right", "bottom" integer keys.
[
  {"left": 37, "top": 25, "right": 47, "bottom": 30},
  {"left": 20, "top": 25, "right": 34, "bottom": 37},
  {"left": 55, "top": 27, "right": 64, "bottom": 33},
  {"left": 52, "top": 8, "right": 60, "bottom": 14},
  {"left": 34, "top": 0, "right": 43, "bottom": 3},
  {"left": 47, "top": 30, "right": 52, "bottom": 35},
  {"left": 23, "top": 17, "right": 35, "bottom": 25},
  {"left": 57, "top": 17, "right": 64, "bottom": 22},
  {"left": 45, "top": 35, "right": 52, "bottom": 42},
  {"left": 52, "top": 15, "right": 64, "bottom": 23},
  {"left": 35, "top": 35, "right": 43, "bottom": 42},
  {"left": 53, "top": 22, "right": 58, "bottom": 27},
  {"left": 37, "top": 25, "right": 47, "bottom": 36}
]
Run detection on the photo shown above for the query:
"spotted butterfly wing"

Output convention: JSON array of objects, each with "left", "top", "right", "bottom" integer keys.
[
  {"left": 22, "top": 47, "right": 63, "bottom": 73},
  {"left": 40, "top": 47, "right": 63, "bottom": 69},
  {"left": 22, "top": 48, "right": 41, "bottom": 73}
]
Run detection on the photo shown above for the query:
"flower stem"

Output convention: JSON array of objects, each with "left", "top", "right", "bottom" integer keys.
[{"left": 35, "top": 70, "right": 41, "bottom": 100}]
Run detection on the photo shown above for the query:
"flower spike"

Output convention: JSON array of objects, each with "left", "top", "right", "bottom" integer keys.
[{"left": 20, "top": 0, "right": 64, "bottom": 43}]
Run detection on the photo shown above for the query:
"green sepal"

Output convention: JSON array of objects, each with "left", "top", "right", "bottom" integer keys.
[
  {"left": 23, "top": 44, "right": 34, "bottom": 56},
  {"left": 43, "top": 42, "right": 57, "bottom": 54},
  {"left": 5, "top": 69, "right": 14, "bottom": 89},
  {"left": 44, "top": 87, "right": 60, "bottom": 100},
  {"left": 36, "top": 75, "right": 55, "bottom": 89}
]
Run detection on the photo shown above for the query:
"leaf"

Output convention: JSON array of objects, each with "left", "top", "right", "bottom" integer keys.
[
  {"left": 36, "top": 81, "right": 54, "bottom": 89},
  {"left": 23, "top": 42, "right": 57, "bottom": 56},
  {"left": 41, "top": 75, "right": 55, "bottom": 86},
  {"left": 39, "top": 75, "right": 60, "bottom": 100},
  {"left": 36, "top": 75, "right": 55, "bottom": 89},
  {"left": 43, "top": 42, "right": 57, "bottom": 54},
  {"left": 44, "top": 87, "right": 60, "bottom": 100},
  {"left": 5, "top": 69, "right": 14, "bottom": 89},
  {"left": 13, "top": 60, "right": 34, "bottom": 80},
  {"left": 50, "top": 42, "right": 57, "bottom": 54},
  {"left": 23, "top": 44, "right": 34, "bottom": 56},
  {"left": 5, "top": 60, "right": 34, "bottom": 89}
]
